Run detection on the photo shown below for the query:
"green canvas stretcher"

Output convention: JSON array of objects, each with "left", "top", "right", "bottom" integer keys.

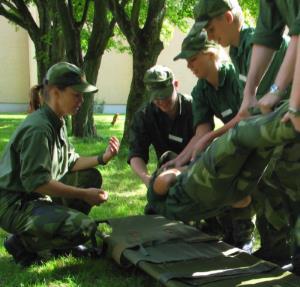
[{"left": 99, "top": 215, "right": 300, "bottom": 286}]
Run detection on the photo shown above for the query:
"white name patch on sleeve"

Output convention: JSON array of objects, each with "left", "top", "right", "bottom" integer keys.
[{"left": 168, "top": 134, "right": 183, "bottom": 143}]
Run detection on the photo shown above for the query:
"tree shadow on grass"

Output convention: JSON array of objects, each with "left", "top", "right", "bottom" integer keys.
[{"left": 0, "top": 251, "right": 161, "bottom": 287}]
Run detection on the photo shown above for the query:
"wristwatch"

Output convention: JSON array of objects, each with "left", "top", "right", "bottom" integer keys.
[
  {"left": 269, "top": 84, "right": 285, "bottom": 97},
  {"left": 288, "top": 107, "right": 300, "bottom": 117}
]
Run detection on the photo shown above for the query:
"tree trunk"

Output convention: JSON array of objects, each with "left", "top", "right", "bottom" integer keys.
[
  {"left": 122, "top": 43, "right": 163, "bottom": 145},
  {"left": 72, "top": 56, "right": 100, "bottom": 137},
  {"left": 107, "top": 0, "right": 166, "bottom": 145},
  {"left": 35, "top": 45, "right": 50, "bottom": 84},
  {"left": 34, "top": 34, "right": 65, "bottom": 84},
  {"left": 35, "top": 0, "right": 65, "bottom": 83},
  {"left": 71, "top": 0, "right": 115, "bottom": 138}
]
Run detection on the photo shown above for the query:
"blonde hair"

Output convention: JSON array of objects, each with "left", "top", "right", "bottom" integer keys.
[
  {"left": 202, "top": 45, "right": 230, "bottom": 67},
  {"left": 231, "top": 6, "right": 244, "bottom": 25},
  {"left": 214, "top": 6, "right": 244, "bottom": 26}
]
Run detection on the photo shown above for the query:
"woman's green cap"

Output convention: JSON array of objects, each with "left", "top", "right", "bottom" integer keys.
[{"left": 44, "top": 62, "right": 98, "bottom": 94}]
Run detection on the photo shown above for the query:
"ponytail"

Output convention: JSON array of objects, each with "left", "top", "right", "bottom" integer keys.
[{"left": 28, "top": 84, "right": 44, "bottom": 113}]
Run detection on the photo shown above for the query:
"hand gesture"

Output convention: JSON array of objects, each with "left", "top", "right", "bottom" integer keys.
[
  {"left": 83, "top": 188, "right": 108, "bottom": 206},
  {"left": 239, "top": 91, "right": 258, "bottom": 118},
  {"left": 102, "top": 136, "right": 120, "bottom": 163},
  {"left": 161, "top": 156, "right": 188, "bottom": 170},
  {"left": 282, "top": 112, "right": 300, "bottom": 132},
  {"left": 257, "top": 93, "right": 281, "bottom": 114},
  {"left": 191, "top": 135, "right": 211, "bottom": 161}
]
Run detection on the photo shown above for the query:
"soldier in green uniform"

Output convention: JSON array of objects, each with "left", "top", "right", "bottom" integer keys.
[
  {"left": 169, "top": 25, "right": 254, "bottom": 252},
  {"left": 193, "top": 0, "right": 292, "bottom": 264},
  {"left": 241, "top": 0, "right": 300, "bottom": 274},
  {"left": 128, "top": 65, "right": 194, "bottom": 188},
  {"left": 172, "top": 24, "right": 242, "bottom": 165},
  {"left": 147, "top": 100, "right": 298, "bottom": 222},
  {"left": 242, "top": 0, "right": 300, "bottom": 117},
  {"left": 147, "top": 100, "right": 300, "bottom": 275},
  {"left": 194, "top": 0, "right": 290, "bottom": 115},
  {"left": 0, "top": 62, "right": 119, "bottom": 267}
]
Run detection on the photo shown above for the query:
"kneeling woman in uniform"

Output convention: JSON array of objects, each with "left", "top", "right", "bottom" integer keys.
[{"left": 0, "top": 62, "right": 119, "bottom": 266}]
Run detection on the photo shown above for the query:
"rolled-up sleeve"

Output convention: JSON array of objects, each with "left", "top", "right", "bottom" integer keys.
[
  {"left": 252, "top": 0, "right": 285, "bottom": 50},
  {"left": 191, "top": 83, "right": 214, "bottom": 129}
]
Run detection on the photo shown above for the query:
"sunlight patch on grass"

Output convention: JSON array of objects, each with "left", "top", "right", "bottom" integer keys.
[
  {"left": 0, "top": 113, "right": 265, "bottom": 287},
  {"left": 0, "top": 114, "right": 26, "bottom": 119},
  {"left": 113, "top": 189, "right": 145, "bottom": 198},
  {"left": 0, "top": 124, "right": 13, "bottom": 130},
  {"left": 0, "top": 113, "right": 160, "bottom": 287}
]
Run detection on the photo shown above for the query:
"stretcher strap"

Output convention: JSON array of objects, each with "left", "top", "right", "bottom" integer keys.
[
  {"left": 102, "top": 215, "right": 218, "bottom": 265},
  {"left": 157, "top": 260, "right": 276, "bottom": 284},
  {"left": 123, "top": 241, "right": 241, "bottom": 265}
]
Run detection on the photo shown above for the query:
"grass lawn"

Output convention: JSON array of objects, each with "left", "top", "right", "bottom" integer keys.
[
  {"left": 0, "top": 113, "right": 160, "bottom": 287},
  {"left": 0, "top": 114, "right": 260, "bottom": 287}
]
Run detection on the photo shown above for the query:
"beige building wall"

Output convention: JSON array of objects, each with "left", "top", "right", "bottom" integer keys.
[
  {"left": 0, "top": 18, "right": 30, "bottom": 112},
  {"left": 0, "top": 18, "right": 195, "bottom": 113},
  {"left": 97, "top": 28, "right": 197, "bottom": 113}
]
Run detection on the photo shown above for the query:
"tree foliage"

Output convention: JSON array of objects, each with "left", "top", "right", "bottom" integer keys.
[
  {"left": 239, "top": 0, "right": 259, "bottom": 26},
  {"left": 0, "top": 0, "right": 116, "bottom": 137},
  {"left": 108, "top": 0, "right": 197, "bottom": 144},
  {"left": 54, "top": 0, "right": 118, "bottom": 137},
  {"left": 0, "top": 0, "right": 259, "bottom": 140}
]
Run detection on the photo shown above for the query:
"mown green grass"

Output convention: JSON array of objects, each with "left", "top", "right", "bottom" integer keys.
[
  {"left": 0, "top": 114, "right": 260, "bottom": 287},
  {"left": 0, "top": 114, "right": 160, "bottom": 287}
]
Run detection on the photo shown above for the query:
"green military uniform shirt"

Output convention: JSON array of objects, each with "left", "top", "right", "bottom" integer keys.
[
  {"left": 253, "top": 0, "right": 300, "bottom": 50},
  {"left": 128, "top": 93, "right": 194, "bottom": 164},
  {"left": 230, "top": 26, "right": 289, "bottom": 99},
  {"left": 0, "top": 104, "right": 79, "bottom": 195},
  {"left": 148, "top": 100, "right": 299, "bottom": 221},
  {"left": 192, "top": 62, "right": 241, "bottom": 129}
]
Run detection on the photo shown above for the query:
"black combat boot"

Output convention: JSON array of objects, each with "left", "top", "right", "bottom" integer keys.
[{"left": 4, "top": 235, "right": 40, "bottom": 267}]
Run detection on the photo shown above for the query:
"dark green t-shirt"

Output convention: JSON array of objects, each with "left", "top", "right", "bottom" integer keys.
[
  {"left": 0, "top": 105, "right": 79, "bottom": 194},
  {"left": 192, "top": 62, "right": 242, "bottom": 129},
  {"left": 128, "top": 93, "right": 194, "bottom": 164},
  {"left": 230, "top": 26, "right": 289, "bottom": 99},
  {"left": 253, "top": 0, "right": 300, "bottom": 49}
]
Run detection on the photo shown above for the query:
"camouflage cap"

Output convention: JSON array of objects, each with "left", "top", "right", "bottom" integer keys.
[
  {"left": 144, "top": 65, "right": 174, "bottom": 101},
  {"left": 174, "top": 23, "right": 217, "bottom": 61},
  {"left": 44, "top": 62, "right": 98, "bottom": 94},
  {"left": 194, "top": 0, "right": 240, "bottom": 25}
]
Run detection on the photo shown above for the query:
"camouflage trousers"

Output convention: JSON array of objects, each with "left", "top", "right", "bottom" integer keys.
[
  {"left": 0, "top": 168, "right": 102, "bottom": 253},
  {"left": 148, "top": 101, "right": 300, "bottom": 223},
  {"left": 157, "top": 151, "right": 254, "bottom": 247},
  {"left": 261, "top": 141, "right": 300, "bottom": 255}
]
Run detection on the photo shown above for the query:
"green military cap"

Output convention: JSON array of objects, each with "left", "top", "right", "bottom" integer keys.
[
  {"left": 174, "top": 23, "right": 217, "bottom": 61},
  {"left": 144, "top": 65, "right": 174, "bottom": 101},
  {"left": 194, "top": 0, "right": 240, "bottom": 26},
  {"left": 44, "top": 62, "right": 98, "bottom": 94}
]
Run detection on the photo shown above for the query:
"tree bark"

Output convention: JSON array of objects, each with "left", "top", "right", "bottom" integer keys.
[
  {"left": 123, "top": 41, "right": 163, "bottom": 144},
  {"left": 62, "top": 0, "right": 115, "bottom": 137},
  {"left": 108, "top": 0, "right": 166, "bottom": 145}
]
